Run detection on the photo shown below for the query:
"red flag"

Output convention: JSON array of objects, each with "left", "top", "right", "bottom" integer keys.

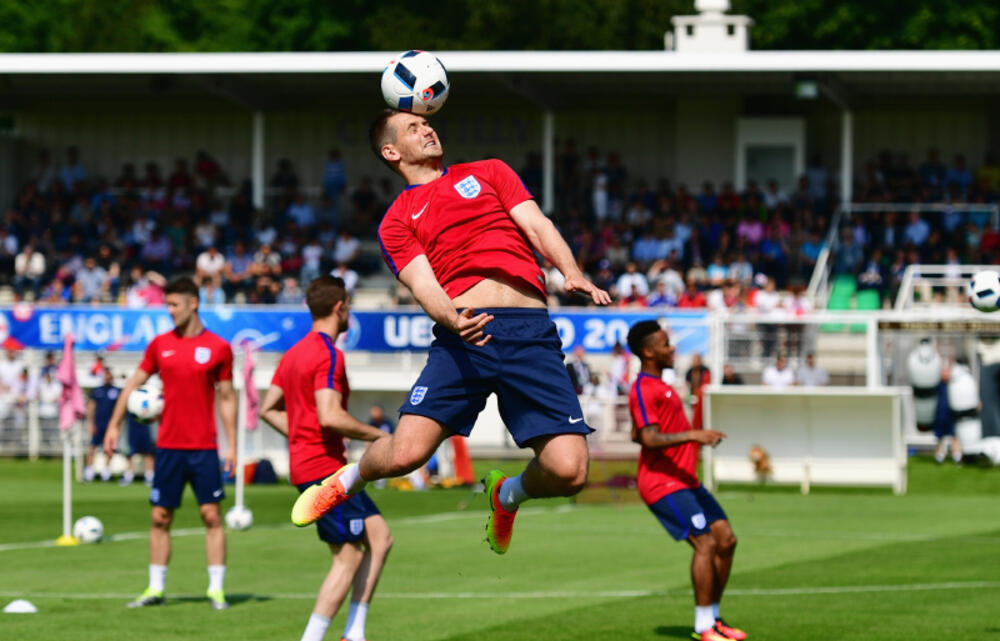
[
  {"left": 56, "top": 334, "right": 86, "bottom": 431},
  {"left": 243, "top": 345, "right": 259, "bottom": 431}
]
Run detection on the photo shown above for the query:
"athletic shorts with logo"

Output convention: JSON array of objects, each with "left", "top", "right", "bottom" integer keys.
[
  {"left": 648, "top": 485, "right": 728, "bottom": 541},
  {"left": 150, "top": 448, "right": 224, "bottom": 508},
  {"left": 399, "top": 308, "right": 593, "bottom": 446},
  {"left": 296, "top": 479, "right": 380, "bottom": 544}
]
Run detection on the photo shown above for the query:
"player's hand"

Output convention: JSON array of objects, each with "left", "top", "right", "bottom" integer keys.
[
  {"left": 224, "top": 447, "right": 237, "bottom": 476},
  {"left": 102, "top": 425, "right": 118, "bottom": 459},
  {"left": 452, "top": 308, "right": 494, "bottom": 346},
  {"left": 693, "top": 430, "right": 727, "bottom": 447},
  {"left": 564, "top": 275, "right": 612, "bottom": 306}
]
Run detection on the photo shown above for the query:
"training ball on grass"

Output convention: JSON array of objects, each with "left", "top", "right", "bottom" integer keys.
[
  {"left": 73, "top": 516, "right": 103, "bottom": 543},
  {"left": 127, "top": 385, "right": 163, "bottom": 423},
  {"left": 969, "top": 270, "right": 1000, "bottom": 312},
  {"left": 225, "top": 506, "right": 253, "bottom": 531},
  {"left": 381, "top": 50, "right": 450, "bottom": 115}
]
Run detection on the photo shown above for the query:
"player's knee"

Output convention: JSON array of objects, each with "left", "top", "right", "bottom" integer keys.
[
  {"left": 388, "top": 441, "right": 430, "bottom": 476},
  {"left": 718, "top": 532, "right": 737, "bottom": 556},
  {"left": 199, "top": 506, "right": 223, "bottom": 528},
  {"left": 548, "top": 457, "right": 589, "bottom": 495},
  {"left": 692, "top": 533, "right": 717, "bottom": 556},
  {"left": 151, "top": 509, "right": 172, "bottom": 530}
]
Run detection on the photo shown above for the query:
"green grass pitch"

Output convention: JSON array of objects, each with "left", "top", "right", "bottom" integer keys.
[{"left": 0, "top": 457, "right": 997, "bottom": 640}]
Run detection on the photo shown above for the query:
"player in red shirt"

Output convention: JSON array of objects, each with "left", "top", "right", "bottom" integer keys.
[
  {"left": 104, "top": 277, "right": 237, "bottom": 610},
  {"left": 626, "top": 320, "right": 746, "bottom": 641},
  {"left": 292, "top": 109, "right": 611, "bottom": 555},
  {"left": 260, "top": 276, "right": 391, "bottom": 641}
]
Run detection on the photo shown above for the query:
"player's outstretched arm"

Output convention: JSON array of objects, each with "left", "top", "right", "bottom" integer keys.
[
  {"left": 398, "top": 255, "right": 494, "bottom": 345},
  {"left": 103, "top": 368, "right": 151, "bottom": 458},
  {"left": 508, "top": 200, "right": 612, "bottom": 306},
  {"left": 218, "top": 380, "right": 237, "bottom": 474},
  {"left": 259, "top": 385, "right": 288, "bottom": 437},
  {"left": 315, "top": 388, "right": 388, "bottom": 441},
  {"left": 632, "top": 425, "right": 727, "bottom": 449}
]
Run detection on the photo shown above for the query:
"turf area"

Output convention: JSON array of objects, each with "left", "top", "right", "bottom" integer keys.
[{"left": 0, "top": 457, "right": 997, "bottom": 640}]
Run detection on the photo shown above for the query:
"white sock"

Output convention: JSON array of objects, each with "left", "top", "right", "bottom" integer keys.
[
  {"left": 144, "top": 470, "right": 154, "bottom": 482},
  {"left": 84, "top": 466, "right": 95, "bottom": 482},
  {"left": 100, "top": 467, "right": 112, "bottom": 481},
  {"left": 207, "top": 565, "right": 226, "bottom": 592},
  {"left": 339, "top": 464, "right": 367, "bottom": 494},
  {"left": 712, "top": 602, "right": 720, "bottom": 620},
  {"left": 122, "top": 470, "right": 135, "bottom": 483},
  {"left": 498, "top": 474, "right": 531, "bottom": 511},
  {"left": 343, "top": 602, "right": 369, "bottom": 641},
  {"left": 149, "top": 564, "right": 167, "bottom": 592},
  {"left": 695, "top": 605, "right": 715, "bottom": 633},
  {"left": 301, "top": 612, "right": 331, "bottom": 641}
]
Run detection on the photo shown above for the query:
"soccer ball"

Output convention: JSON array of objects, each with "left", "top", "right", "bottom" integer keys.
[
  {"left": 381, "top": 50, "right": 450, "bottom": 115},
  {"left": 225, "top": 506, "right": 253, "bottom": 531},
  {"left": 73, "top": 516, "right": 103, "bottom": 543},
  {"left": 968, "top": 270, "right": 1000, "bottom": 312},
  {"left": 127, "top": 386, "right": 163, "bottom": 423}
]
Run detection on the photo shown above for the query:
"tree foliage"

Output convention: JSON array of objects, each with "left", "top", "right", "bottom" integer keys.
[{"left": 1, "top": 0, "right": 999, "bottom": 52}]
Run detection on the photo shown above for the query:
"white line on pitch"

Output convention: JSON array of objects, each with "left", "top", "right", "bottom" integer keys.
[{"left": 1, "top": 581, "right": 998, "bottom": 602}]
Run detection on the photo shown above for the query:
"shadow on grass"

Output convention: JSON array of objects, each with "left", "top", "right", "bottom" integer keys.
[
  {"left": 166, "top": 593, "right": 272, "bottom": 607},
  {"left": 654, "top": 624, "right": 692, "bottom": 638}
]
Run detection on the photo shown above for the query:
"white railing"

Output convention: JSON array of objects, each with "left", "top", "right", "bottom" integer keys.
[{"left": 894, "top": 263, "right": 996, "bottom": 311}]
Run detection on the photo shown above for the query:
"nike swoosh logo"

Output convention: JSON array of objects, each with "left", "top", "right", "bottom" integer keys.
[
  {"left": 411, "top": 203, "right": 429, "bottom": 219},
  {"left": 213, "top": 489, "right": 223, "bottom": 497},
  {"left": 568, "top": 417, "right": 584, "bottom": 424},
  {"left": 161, "top": 350, "right": 175, "bottom": 357}
]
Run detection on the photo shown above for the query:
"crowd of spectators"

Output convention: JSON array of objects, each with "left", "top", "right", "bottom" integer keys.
[{"left": 2, "top": 143, "right": 997, "bottom": 309}]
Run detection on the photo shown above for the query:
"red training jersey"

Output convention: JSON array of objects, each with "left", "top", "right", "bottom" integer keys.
[
  {"left": 377, "top": 159, "right": 545, "bottom": 299},
  {"left": 628, "top": 372, "right": 701, "bottom": 505},
  {"left": 271, "top": 331, "right": 349, "bottom": 486},
  {"left": 138, "top": 329, "right": 233, "bottom": 450}
]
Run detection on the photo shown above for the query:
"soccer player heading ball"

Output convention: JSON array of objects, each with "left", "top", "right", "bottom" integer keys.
[
  {"left": 292, "top": 109, "right": 612, "bottom": 554},
  {"left": 626, "top": 321, "right": 745, "bottom": 641}
]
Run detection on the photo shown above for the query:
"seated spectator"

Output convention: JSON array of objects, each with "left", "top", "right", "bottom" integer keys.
[
  {"left": 721, "top": 364, "right": 744, "bottom": 385},
  {"left": 728, "top": 253, "right": 754, "bottom": 285},
  {"left": 706, "top": 254, "right": 728, "bottom": 286},
  {"left": 796, "top": 353, "right": 829, "bottom": 387},
  {"left": 300, "top": 238, "right": 324, "bottom": 284},
  {"left": 676, "top": 278, "right": 707, "bottom": 308},
  {"left": 250, "top": 243, "right": 282, "bottom": 280},
  {"left": 199, "top": 275, "right": 225, "bottom": 306},
  {"left": 857, "top": 248, "right": 888, "bottom": 301},
  {"left": 193, "top": 217, "right": 218, "bottom": 251},
  {"left": 248, "top": 275, "right": 278, "bottom": 304},
  {"left": 223, "top": 240, "right": 254, "bottom": 300},
  {"left": 41, "top": 277, "right": 72, "bottom": 304},
  {"left": 736, "top": 213, "right": 764, "bottom": 247},
  {"left": 833, "top": 227, "right": 863, "bottom": 275},
  {"left": 196, "top": 246, "right": 226, "bottom": 283},
  {"left": 762, "top": 354, "right": 795, "bottom": 387},
  {"left": 276, "top": 277, "right": 306, "bottom": 305},
  {"left": 14, "top": 243, "right": 46, "bottom": 300},
  {"left": 287, "top": 192, "right": 316, "bottom": 228},
  {"left": 95, "top": 244, "right": 121, "bottom": 301},
  {"left": 270, "top": 158, "right": 299, "bottom": 196},
  {"left": 945, "top": 154, "right": 973, "bottom": 198},
  {"left": 615, "top": 262, "right": 649, "bottom": 299},
  {"left": 762, "top": 179, "right": 788, "bottom": 210},
  {"left": 617, "top": 284, "right": 648, "bottom": 308},
  {"left": 646, "top": 281, "right": 676, "bottom": 308},
  {"left": 647, "top": 257, "right": 685, "bottom": 299},
  {"left": 139, "top": 229, "right": 173, "bottom": 273},
  {"left": 687, "top": 258, "right": 708, "bottom": 286},
  {"left": 330, "top": 261, "right": 359, "bottom": 295},
  {"left": 168, "top": 158, "right": 193, "bottom": 192},
  {"left": 73, "top": 256, "right": 109, "bottom": 303},
  {"left": 59, "top": 146, "right": 87, "bottom": 191},
  {"left": 333, "top": 229, "right": 360, "bottom": 267},
  {"left": 194, "top": 150, "right": 229, "bottom": 189},
  {"left": 124, "top": 267, "right": 166, "bottom": 308},
  {"left": 903, "top": 210, "right": 930, "bottom": 247}
]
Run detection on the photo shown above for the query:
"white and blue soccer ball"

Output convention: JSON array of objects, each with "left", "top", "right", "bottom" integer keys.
[
  {"left": 381, "top": 50, "right": 450, "bottom": 115},
  {"left": 73, "top": 516, "right": 104, "bottom": 543},
  {"left": 127, "top": 386, "right": 163, "bottom": 423},
  {"left": 225, "top": 506, "right": 253, "bottom": 531},
  {"left": 968, "top": 270, "right": 1000, "bottom": 313}
]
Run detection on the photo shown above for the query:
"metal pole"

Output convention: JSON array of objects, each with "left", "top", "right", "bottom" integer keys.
[
  {"left": 840, "top": 109, "right": 853, "bottom": 207},
  {"left": 235, "top": 352, "right": 247, "bottom": 510},
  {"left": 252, "top": 111, "right": 265, "bottom": 211},
  {"left": 542, "top": 110, "right": 555, "bottom": 215},
  {"left": 56, "top": 423, "right": 78, "bottom": 545}
]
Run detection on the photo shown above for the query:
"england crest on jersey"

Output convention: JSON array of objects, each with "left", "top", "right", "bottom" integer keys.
[
  {"left": 409, "top": 385, "right": 428, "bottom": 405},
  {"left": 194, "top": 347, "right": 211, "bottom": 364},
  {"left": 454, "top": 175, "right": 481, "bottom": 199}
]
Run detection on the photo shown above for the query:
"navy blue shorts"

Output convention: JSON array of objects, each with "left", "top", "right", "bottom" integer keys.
[
  {"left": 648, "top": 486, "right": 728, "bottom": 541},
  {"left": 90, "top": 425, "right": 107, "bottom": 448},
  {"left": 399, "top": 308, "right": 592, "bottom": 447},
  {"left": 128, "top": 420, "right": 154, "bottom": 455},
  {"left": 296, "top": 479, "right": 380, "bottom": 545},
  {"left": 150, "top": 448, "right": 224, "bottom": 508}
]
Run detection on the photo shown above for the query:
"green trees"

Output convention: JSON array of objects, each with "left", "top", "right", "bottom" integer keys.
[{"left": 1, "top": 0, "right": 998, "bottom": 52}]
